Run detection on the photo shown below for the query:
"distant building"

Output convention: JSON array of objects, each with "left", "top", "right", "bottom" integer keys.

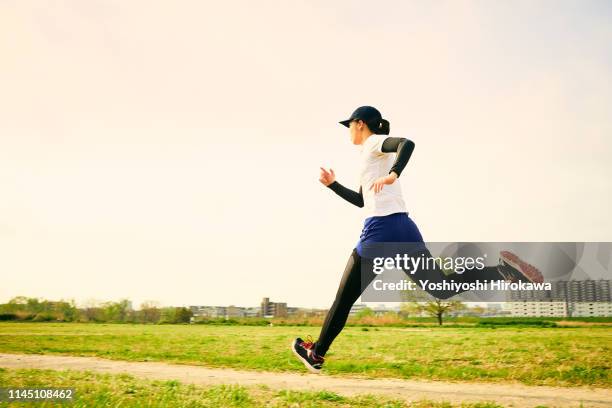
[
  {"left": 482, "top": 303, "right": 511, "bottom": 317},
  {"left": 261, "top": 297, "right": 287, "bottom": 318},
  {"left": 508, "top": 279, "right": 611, "bottom": 302},
  {"left": 349, "top": 303, "right": 400, "bottom": 317},
  {"left": 227, "top": 305, "right": 245, "bottom": 318},
  {"left": 508, "top": 301, "right": 568, "bottom": 317},
  {"left": 506, "top": 279, "right": 612, "bottom": 317},
  {"left": 371, "top": 304, "right": 399, "bottom": 316},
  {"left": 288, "top": 307, "right": 328, "bottom": 318},
  {"left": 349, "top": 303, "right": 367, "bottom": 317},
  {"left": 570, "top": 302, "right": 612, "bottom": 317},
  {"left": 244, "top": 307, "right": 260, "bottom": 318},
  {"left": 189, "top": 305, "right": 263, "bottom": 320},
  {"left": 190, "top": 306, "right": 227, "bottom": 318}
]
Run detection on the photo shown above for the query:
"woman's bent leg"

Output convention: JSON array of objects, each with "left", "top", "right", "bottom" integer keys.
[{"left": 314, "top": 248, "right": 375, "bottom": 357}]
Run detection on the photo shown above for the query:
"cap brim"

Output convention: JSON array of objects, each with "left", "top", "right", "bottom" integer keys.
[{"left": 339, "top": 119, "right": 351, "bottom": 128}]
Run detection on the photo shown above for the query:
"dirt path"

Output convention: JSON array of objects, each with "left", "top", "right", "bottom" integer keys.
[{"left": 1, "top": 353, "right": 610, "bottom": 407}]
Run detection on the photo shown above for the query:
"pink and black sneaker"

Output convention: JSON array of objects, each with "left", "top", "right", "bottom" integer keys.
[
  {"left": 498, "top": 251, "right": 544, "bottom": 283},
  {"left": 291, "top": 335, "right": 324, "bottom": 373}
]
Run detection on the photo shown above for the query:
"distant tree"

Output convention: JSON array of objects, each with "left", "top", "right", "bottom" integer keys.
[
  {"left": 159, "top": 307, "right": 193, "bottom": 324},
  {"left": 54, "top": 299, "right": 79, "bottom": 321},
  {"left": 8, "top": 296, "right": 28, "bottom": 305},
  {"left": 80, "top": 299, "right": 102, "bottom": 322},
  {"left": 175, "top": 307, "right": 193, "bottom": 323},
  {"left": 1, "top": 297, "right": 28, "bottom": 313},
  {"left": 159, "top": 307, "right": 177, "bottom": 323},
  {"left": 401, "top": 283, "right": 465, "bottom": 325},
  {"left": 124, "top": 308, "right": 139, "bottom": 323},
  {"left": 399, "top": 302, "right": 423, "bottom": 317},
  {"left": 27, "top": 298, "right": 44, "bottom": 314},
  {"left": 83, "top": 307, "right": 103, "bottom": 322},
  {"left": 355, "top": 307, "right": 374, "bottom": 318},
  {"left": 100, "top": 299, "right": 131, "bottom": 322},
  {"left": 419, "top": 299, "right": 465, "bottom": 325},
  {"left": 140, "top": 301, "right": 161, "bottom": 323},
  {"left": 0, "top": 297, "right": 80, "bottom": 321}
]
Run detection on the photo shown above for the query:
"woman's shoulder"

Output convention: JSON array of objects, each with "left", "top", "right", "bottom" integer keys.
[{"left": 363, "top": 134, "right": 388, "bottom": 153}]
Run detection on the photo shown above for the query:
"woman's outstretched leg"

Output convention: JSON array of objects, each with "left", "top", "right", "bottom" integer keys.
[
  {"left": 291, "top": 248, "right": 376, "bottom": 372},
  {"left": 314, "top": 248, "right": 376, "bottom": 357}
]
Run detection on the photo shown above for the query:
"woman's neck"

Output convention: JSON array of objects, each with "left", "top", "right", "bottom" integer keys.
[{"left": 358, "top": 132, "right": 374, "bottom": 145}]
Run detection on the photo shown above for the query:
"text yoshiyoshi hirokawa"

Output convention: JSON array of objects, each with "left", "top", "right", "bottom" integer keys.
[{"left": 373, "top": 279, "right": 551, "bottom": 292}]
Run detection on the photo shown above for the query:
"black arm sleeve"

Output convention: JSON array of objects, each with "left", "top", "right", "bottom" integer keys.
[
  {"left": 381, "top": 137, "right": 415, "bottom": 177},
  {"left": 327, "top": 181, "right": 364, "bottom": 208}
]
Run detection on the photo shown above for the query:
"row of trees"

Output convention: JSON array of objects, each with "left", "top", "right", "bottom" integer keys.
[
  {"left": 352, "top": 300, "right": 468, "bottom": 325},
  {"left": 1, "top": 296, "right": 472, "bottom": 326},
  {"left": 0, "top": 296, "right": 192, "bottom": 324}
]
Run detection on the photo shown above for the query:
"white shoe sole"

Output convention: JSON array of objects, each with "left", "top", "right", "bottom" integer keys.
[{"left": 291, "top": 339, "right": 322, "bottom": 374}]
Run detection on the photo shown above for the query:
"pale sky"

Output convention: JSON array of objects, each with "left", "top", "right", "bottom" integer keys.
[{"left": 1, "top": 1, "right": 611, "bottom": 309}]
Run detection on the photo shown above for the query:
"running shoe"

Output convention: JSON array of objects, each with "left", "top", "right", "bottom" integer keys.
[
  {"left": 498, "top": 251, "right": 544, "bottom": 283},
  {"left": 291, "top": 335, "right": 324, "bottom": 374}
]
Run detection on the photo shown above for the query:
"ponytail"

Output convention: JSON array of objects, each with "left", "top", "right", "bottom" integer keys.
[
  {"left": 378, "top": 119, "right": 390, "bottom": 135},
  {"left": 367, "top": 118, "right": 390, "bottom": 135}
]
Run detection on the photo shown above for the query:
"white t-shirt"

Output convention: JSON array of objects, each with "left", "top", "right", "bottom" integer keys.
[{"left": 359, "top": 134, "right": 408, "bottom": 218}]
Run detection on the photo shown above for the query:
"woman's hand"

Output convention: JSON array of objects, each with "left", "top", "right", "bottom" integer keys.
[
  {"left": 319, "top": 167, "right": 336, "bottom": 186},
  {"left": 369, "top": 172, "right": 398, "bottom": 193}
]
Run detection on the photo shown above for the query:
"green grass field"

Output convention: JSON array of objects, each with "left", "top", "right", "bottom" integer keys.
[
  {"left": 0, "top": 368, "right": 509, "bottom": 408},
  {"left": 0, "top": 322, "right": 609, "bottom": 387}
]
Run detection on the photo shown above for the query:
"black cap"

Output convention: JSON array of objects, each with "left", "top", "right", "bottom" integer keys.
[{"left": 339, "top": 105, "right": 383, "bottom": 128}]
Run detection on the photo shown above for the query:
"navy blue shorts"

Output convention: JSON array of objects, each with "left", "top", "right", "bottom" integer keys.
[{"left": 356, "top": 212, "right": 424, "bottom": 257}]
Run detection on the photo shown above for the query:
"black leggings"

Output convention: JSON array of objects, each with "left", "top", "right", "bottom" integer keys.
[{"left": 313, "top": 247, "right": 502, "bottom": 357}]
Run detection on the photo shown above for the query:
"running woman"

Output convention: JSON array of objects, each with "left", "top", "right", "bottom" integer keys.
[{"left": 291, "top": 106, "right": 544, "bottom": 374}]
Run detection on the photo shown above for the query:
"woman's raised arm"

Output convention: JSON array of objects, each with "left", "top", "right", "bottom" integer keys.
[{"left": 381, "top": 137, "right": 415, "bottom": 177}]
